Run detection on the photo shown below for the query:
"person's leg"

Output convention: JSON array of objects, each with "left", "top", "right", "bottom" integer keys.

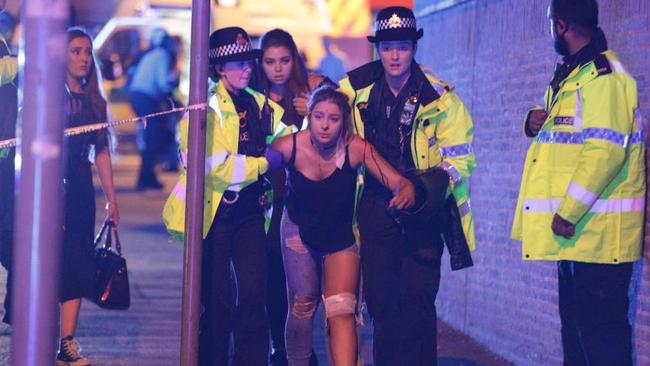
[
  {"left": 2, "top": 267, "right": 10, "bottom": 324},
  {"left": 60, "top": 298, "right": 82, "bottom": 338},
  {"left": 558, "top": 260, "right": 588, "bottom": 366},
  {"left": 130, "top": 92, "right": 163, "bottom": 189},
  {"left": 281, "top": 211, "right": 321, "bottom": 366},
  {"left": 573, "top": 261, "right": 633, "bottom": 366},
  {"left": 267, "top": 201, "right": 289, "bottom": 365},
  {"left": 322, "top": 245, "right": 359, "bottom": 366},
  {"left": 357, "top": 195, "right": 403, "bottom": 366},
  {"left": 140, "top": 117, "right": 165, "bottom": 188},
  {"left": 230, "top": 214, "right": 270, "bottom": 366},
  {"left": 57, "top": 298, "right": 90, "bottom": 365},
  {"left": 199, "top": 219, "right": 234, "bottom": 366},
  {"left": 0, "top": 229, "right": 12, "bottom": 324},
  {"left": 399, "top": 240, "right": 443, "bottom": 366}
]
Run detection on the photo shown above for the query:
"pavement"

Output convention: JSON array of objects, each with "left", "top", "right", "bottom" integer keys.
[{"left": 0, "top": 152, "right": 512, "bottom": 366}]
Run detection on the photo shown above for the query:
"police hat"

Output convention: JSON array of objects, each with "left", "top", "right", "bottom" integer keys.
[
  {"left": 367, "top": 6, "right": 423, "bottom": 43},
  {"left": 209, "top": 27, "right": 262, "bottom": 65}
]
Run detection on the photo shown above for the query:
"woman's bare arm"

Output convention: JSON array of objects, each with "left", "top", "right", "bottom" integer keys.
[{"left": 95, "top": 147, "right": 120, "bottom": 226}]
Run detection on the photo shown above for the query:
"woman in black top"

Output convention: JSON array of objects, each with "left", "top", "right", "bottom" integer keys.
[
  {"left": 259, "top": 28, "right": 336, "bottom": 365},
  {"left": 269, "top": 86, "right": 414, "bottom": 365},
  {"left": 57, "top": 27, "right": 120, "bottom": 366}
]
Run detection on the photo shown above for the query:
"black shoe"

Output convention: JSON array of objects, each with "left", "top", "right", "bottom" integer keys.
[{"left": 56, "top": 336, "right": 91, "bottom": 366}]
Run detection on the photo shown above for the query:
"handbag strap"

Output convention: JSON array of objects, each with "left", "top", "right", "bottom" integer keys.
[
  {"left": 94, "top": 221, "right": 110, "bottom": 247},
  {"left": 94, "top": 220, "right": 122, "bottom": 256},
  {"left": 106, "top": 222, "right": 113, "bottom": 249},
  {"left": 110, "top": 223, "right": 122, "bottom": 255}
]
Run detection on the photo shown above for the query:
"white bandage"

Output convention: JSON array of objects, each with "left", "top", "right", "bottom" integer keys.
[{"left": 323, "top": 292, "right": 357, "bottom": 319}]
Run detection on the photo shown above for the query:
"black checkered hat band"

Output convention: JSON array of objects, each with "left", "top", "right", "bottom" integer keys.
[
  {"left": 209, "top": 41, "right": 253, "bottom": 60},
  {"left": 376, "top": 16, "right": 416, "bottom": 31}
]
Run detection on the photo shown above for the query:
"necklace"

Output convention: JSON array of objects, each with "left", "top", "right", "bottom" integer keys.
[{"left": 310, "top": 135, "right": 337, "bottom": 174}]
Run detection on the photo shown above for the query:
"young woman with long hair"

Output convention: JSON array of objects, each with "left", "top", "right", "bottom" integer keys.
[
  {"left": 269, "top": 86, "right": 415, "bottom": 365},
  {"left": 57, "top": 27, "right": 119, "bottom": 366},
  {"left": 258, "top": 28, "right": 336, "bottom": 366}
]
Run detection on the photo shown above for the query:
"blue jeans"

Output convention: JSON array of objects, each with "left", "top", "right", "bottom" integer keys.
[{"left": 280, "top": 210, "right": 358, "bottom": 366}]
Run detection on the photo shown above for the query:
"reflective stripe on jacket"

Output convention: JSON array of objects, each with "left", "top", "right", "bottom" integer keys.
[
  {"left": 339, "top": 62, "right": 477, "bottom": 250},
  {"left": 511, "top": 50, "right": 646, "bottom": 263},
  {"left": 162, "top": 81, "right": 288, "bottom": 240}
]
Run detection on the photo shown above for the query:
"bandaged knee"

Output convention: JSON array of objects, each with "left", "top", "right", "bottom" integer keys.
[{"left": 323, "top": 292, "right": 356, "bottom": 318}]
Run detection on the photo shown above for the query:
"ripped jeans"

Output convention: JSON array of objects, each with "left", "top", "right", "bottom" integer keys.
[{"left": 280, "top": 210, "right": 358, "bottom": 366}]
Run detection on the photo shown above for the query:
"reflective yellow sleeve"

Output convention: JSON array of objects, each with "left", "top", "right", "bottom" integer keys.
[
  {"left": 205, "top": 109, "right": 269, "bottom": 192},
  {"left": 557, "top": 76, "right": 631, "bottom": 223},
  {"left": 435, "top": 91, "right": 476, "bottom": 188}
]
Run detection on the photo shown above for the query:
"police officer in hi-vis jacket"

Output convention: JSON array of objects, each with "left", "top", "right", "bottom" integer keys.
[
  {"left": 339, "top": 6, "right": 476, "bottom": 365},
  {"left": 163, "top": 27, "right": 288, "bottom": 366},
  {"left": 512, "top": 1, "right": 645, "bottom": 365}
]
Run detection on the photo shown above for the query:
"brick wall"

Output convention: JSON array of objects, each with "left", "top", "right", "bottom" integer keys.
[{"left": 412, "top": 0, "right": 650, "bottom": 364}]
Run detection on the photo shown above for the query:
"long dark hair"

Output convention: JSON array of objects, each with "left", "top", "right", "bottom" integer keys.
[
  {"left": 67, "top": 27, "right": 107, "bottom": 122},
  {"left": 259, "top": 29, "right": 309, "bottom": 123}
]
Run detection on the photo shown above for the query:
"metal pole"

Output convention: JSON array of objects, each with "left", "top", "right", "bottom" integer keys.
[
  {"left": 12, "top": 0, "right": 69, "bottom": 365},
  {"left": 180, "top": 0, "right": 209, "bottom": 364}
]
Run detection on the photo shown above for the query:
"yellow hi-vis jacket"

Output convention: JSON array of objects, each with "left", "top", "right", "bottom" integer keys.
[
  {"left": 511, "top": 50, "right": 646, "bottom": 264},
  {"left": 162, "top": 82, "right": 288, "bottom": 240},
  {"left": 339, "top": 61, "right": 477, "bottom": 250}
]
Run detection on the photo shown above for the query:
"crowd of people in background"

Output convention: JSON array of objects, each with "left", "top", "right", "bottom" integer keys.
[{"left": 0, "top": 0, "right": 645, "bottom": 365}]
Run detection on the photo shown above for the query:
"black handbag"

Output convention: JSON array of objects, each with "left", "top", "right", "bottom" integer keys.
[{"left": 92, "top": 221, "right": 130, "bottom": 310}]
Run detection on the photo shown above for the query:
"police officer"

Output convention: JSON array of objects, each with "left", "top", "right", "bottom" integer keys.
[
  {"left": 339, "top": 6, "right": 476, "bottom": 365},
  {"left": 511, "top": 1, "right": 645, "bottom": 365},
  {"left": 163, "top": 27, "right": 288, "bottom": 366}
]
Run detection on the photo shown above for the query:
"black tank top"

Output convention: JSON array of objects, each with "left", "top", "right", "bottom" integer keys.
[{"left": 285, "top": 133, "right": 357, "bottom": 253}]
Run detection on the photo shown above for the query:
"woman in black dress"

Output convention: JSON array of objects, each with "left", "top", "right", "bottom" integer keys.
[{"left": 56, "top": 27, "right": 119, "bottom": 366}]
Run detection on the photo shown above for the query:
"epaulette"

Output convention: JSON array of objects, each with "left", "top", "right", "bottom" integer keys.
[
  {"left": 593, "top": 53, "right": 612, "bottom": 76},
  {"left": 347, "top": 61, "right": 384, "bottom": 90},
  {"left": 412, "top": 65, "right": 442, "bottom": 105},
  {"left": 421, "top": 67, "right": 453, "bottom": 91}
]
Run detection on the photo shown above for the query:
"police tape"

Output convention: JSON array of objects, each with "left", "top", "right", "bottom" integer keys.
[{"left": 0, "top": 102, "right": 208, "bottom": 150}]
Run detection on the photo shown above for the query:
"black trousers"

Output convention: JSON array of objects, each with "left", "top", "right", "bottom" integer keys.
[
  {"left": 0, "top": 229, "right": 12, "bottom": 324},
  {"left": 267, "top": 200, "right": 289, "bottom": 354},
  {"left": 558, "top": 260, "right": 633, "bottom": 366},
  {"left": 199, "top": 213, "right": 269, "bottom": 366},
  {"left": 358, "top": 194, "right": 443, "bottom": 366}
]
